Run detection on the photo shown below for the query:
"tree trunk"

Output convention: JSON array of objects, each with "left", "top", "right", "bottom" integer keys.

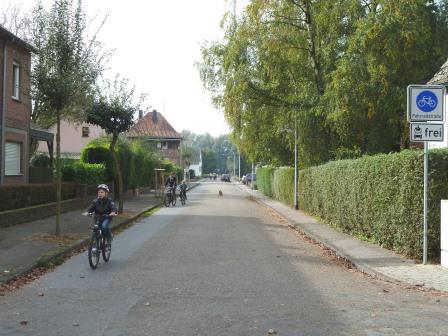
[
  {"left": 55, "top": 109, "right": 61, "bottom": 236},
  {"left": 109, "top": 133, "right": 124, "bottom": 213}
]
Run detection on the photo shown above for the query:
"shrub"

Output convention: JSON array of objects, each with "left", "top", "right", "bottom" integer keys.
[
  {"left": 62, "top": 162, "right": 107, "bottom": 186},
  {"left": 30, "top": 153, "right": 51, "bottom": 167},
  {"left": 298, "top": 149, "right": 448, "bottom": 261},
  {"left": 256, "top": 149, "right": 448, "bottom": 261},
  {"left": 256, "top": 166, "right": 275, "bottom": 197}
]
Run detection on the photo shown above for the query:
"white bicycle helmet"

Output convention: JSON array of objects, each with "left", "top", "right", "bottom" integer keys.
[{"left": 97, "top": 184, "right": 109, "bottom": 192}]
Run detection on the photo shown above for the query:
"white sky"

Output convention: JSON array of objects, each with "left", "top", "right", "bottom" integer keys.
[{"left": 12, "top": 0, "right": 247, "bottom": 136}]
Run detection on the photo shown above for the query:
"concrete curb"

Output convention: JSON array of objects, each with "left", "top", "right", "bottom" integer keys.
[{"left": 237, "top": 184, "right": 409, "bottom": 285}]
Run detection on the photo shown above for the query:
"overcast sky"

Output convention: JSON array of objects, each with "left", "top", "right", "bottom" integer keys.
[{"left": 12, "top": 0, "right": 247, "bottom": 136}]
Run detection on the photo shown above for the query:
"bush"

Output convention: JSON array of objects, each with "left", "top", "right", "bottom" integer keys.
[
  {"left": 62, "top": 162, "right": 107, "bottom": 186},
  {"left": 256, "top": 166, "right": 275, "bottom": 197},
  {"left": 30, "top": 153, "right": 51, "bottom": 167},
  {"left": 81, "top": 136, "right": 162, "bottom": 191},
  {"left": 298, "top": 149, "right": 448, "bottom": 261},
  {"left": 256, "top": 149, "right": 448, "bottom": 261}
]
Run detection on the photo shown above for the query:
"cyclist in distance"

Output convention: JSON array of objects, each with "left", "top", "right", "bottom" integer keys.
[
  {"left": 87, "top": 184, "right": 117, "bottom": 244},
  {"left": 165, "top": 172, "right": 177, "bottom": 199},
  {"left": 178, "top": 179, "right": 188, "bottom": 200}
]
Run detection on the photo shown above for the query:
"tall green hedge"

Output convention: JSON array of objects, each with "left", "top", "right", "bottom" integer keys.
[
  {"left": 257, "top": 167, "right": 275, "bottom": 197},
  {"left": 62, "top": 162, "right": 107, "bottom": 186},
  {"left": 257, "top": 149, "right": 448, "bottom": 261},
  {"left": 257, "top": 166, "right": 295, "bottom": 206},
  {"left": 79, "top": 137, "right": 182, "bottom": 190}
]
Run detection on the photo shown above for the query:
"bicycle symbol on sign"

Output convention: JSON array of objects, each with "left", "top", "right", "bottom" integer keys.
[
  {"left": 417, "top": 96, "right": 436, "bottom": 109},
  {"left": 416, "top": 91, "right": 438, "bottom": 113}
]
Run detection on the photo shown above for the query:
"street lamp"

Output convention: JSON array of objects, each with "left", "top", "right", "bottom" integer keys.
[{"left": 281, "top": 111, "right": 298, "bottom": 210}]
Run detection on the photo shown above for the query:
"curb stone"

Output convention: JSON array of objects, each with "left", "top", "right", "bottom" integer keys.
[{"left": 237, "top": 184, "right": 416, "bottom": 286}]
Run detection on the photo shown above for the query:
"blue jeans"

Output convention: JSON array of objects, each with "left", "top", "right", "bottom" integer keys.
[{"left": 100, "top": 218, "right": 112, "bottom": 243}]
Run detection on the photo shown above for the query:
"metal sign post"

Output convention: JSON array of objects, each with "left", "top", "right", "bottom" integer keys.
[
  {"left": 423, "top": 142, "right": 428, "bottom": 264},
  {"left": 408, "top": 84, "right": 445, "bottom": 264}
]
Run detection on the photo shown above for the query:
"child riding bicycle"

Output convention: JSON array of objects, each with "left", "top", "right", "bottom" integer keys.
[{"left": 86, "top": 184, "right": 117, "bottom": 244}]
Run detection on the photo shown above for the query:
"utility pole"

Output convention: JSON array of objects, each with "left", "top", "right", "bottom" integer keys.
[
  {"left": 238, "top": 152, "right": 241, "bottom": 180},
  {"left": 294, "top": 109, "right": 298, "bottom": 210}
]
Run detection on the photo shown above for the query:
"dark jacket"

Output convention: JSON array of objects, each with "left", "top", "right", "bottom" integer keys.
[
  {"left": 165, "top": 176, "right": 177, "bottom": 188},
  {"left": 87, "top": 197, "right": 117, "bottom": 218}
]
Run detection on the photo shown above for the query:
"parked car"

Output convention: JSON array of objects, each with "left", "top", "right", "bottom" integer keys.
[{"left": 221, "top": 174, "right": 231, "bottom": 182}]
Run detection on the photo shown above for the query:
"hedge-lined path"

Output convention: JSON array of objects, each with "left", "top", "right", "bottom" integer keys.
[
  {"left": 0, "top": 191, "right": 164, "bottom": 284},
  {"left": 238, "top": 183, "right": 448, "bottom": 292}
]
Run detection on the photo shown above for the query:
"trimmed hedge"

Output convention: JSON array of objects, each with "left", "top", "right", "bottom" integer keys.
[
  {"left": 0, "top": 183, "right": 78, "bottom": 212},
  {"left": 257, "top": 149, "right": 448, "bottom": 261},
  {"left": 80, "top": 137, "right": 182, "bottom": 190},
  {"left": 61, "top": 162, "right": 108, "bottom": 186},
  {"left": 257, "top": 166, "right": 275, "bottom": 197}
]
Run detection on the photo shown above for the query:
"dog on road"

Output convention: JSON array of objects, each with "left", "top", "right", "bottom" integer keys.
[{"left": 218, "top": 190, "right": 223, "bottom": 197}]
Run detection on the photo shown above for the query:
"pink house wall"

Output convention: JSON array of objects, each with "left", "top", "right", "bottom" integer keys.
[{"left": 38, "top": 120, "right": 106, "bottom": 156}]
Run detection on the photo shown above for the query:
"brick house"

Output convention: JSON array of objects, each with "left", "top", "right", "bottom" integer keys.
[
  {"left": 0, "top": 25, "right": 35, "bottom": 185},
  {"left": 127, "top": 110, "right": 182, "bottom": 166}
]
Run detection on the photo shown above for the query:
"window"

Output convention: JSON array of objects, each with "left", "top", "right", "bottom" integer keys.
[
  {"left": 162, "top": 142, "right": 168, "bottom": 149},
  {"left": 12, "top": 62, "right": 20, "bottom": 100},
  {"left": 157, "top": 142, "right": 162, "bottom": 149},
  {"left": 5, "top": 142, "right": 21, "bottom": 175},
  {"left": 82, "top": 126, "right": 90, "bottom": 137}
]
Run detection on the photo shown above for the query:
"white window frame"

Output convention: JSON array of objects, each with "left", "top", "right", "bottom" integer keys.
[
  {"left": 5, "top": 142, "right": 21, "bottom": 176},
  {"left": 162, "top": 141, "right": 168, "bottom": 150},
  {"left": 12, "top": 62, "right": 20, "bottom": 100}
]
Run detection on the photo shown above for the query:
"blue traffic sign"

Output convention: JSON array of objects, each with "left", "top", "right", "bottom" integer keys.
[
  {"left": 416, "top": 91, "right": 438, "bottom": 112},
  {"left": 408, "top": 85, "right": 445, "bottom": 122}
]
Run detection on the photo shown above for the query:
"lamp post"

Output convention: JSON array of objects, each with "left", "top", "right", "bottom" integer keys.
[{"left": 294, "top": 110, "right": 298, "bottom": 210}]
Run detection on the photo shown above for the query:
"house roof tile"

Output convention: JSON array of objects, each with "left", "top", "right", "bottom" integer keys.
[
  {"left": 127, "top": 111, "right": 182, "bottom": 140},
  {"left": 428, "top": 59, "right": 448, "bottom": 85}
]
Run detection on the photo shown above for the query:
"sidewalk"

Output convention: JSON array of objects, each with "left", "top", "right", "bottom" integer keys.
[
  {"left": 0, "top": 191, "right": 163, "bottom": 284},
  {"left": 238, "top": 183, "right": 448, "bottom": 293}
]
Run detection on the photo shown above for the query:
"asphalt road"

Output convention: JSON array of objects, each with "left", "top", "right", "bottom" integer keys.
[{"left": 0, "top": 182, "right": 447, "bottom": 336}]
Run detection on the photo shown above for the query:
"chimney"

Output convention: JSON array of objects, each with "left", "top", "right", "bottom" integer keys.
[
  {"left": 138, "top": 109, "right": 143, "bottom": 119},
  {"left": 152, "top": 109, "right": 158, "bottom": 123}
]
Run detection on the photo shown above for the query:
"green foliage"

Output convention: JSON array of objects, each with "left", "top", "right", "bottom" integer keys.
[
  {"left": 201, "top": 149, "right": 217, "bottom": 174},
  {"left": 298, "top": 149, "right": 448, "bottom": 261},
  {"left": 61, "top": 162, "right": 107, "bottom": 186},
  {"left": 81, "top": 137, "right": 159, "bottom": 190},
  {"left": 256, "top": 166, "right": 275, "bottom": 197},
  {"left": 31, "top": 153, "right": 51, "bottom": 167},
  {"left": 188, "top": 169, "right": 196, "bottom": 179},
  {"left": 272, "top": 167, "right": 295, "bottom": 207},
  {"left": 198, "top": 0, "right": 448, "bottom": 166}
]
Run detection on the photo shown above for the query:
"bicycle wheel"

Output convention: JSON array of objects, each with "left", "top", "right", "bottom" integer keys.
[
  {"left": 180, "top": 193, "right": 186, "bottom": 205},
  {"left": 171, "top": 193, "right": 176, "bottom": 206},
  {"left": 102, "top": 236, "right": 111, "bottom": 262},
  {"left": 164, "top": 194, "right": 171, "bottom": 207},
  {"left": 88, "top": 234, "right": 100, "bottom": 269}
]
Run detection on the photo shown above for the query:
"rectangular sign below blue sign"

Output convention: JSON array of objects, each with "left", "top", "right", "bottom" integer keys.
[
  {"left": 407, "top": 85, "right": 445, "bottom": 122},
  {"left": 410, "top": 123, "right": 444, "bottom": 142}
]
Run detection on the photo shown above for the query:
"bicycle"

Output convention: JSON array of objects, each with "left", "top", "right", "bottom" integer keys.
[
  {"left": 86, "top": 213, "right": 112, "bottom": 269},
  {"left": 164, "top": 186, "right": 176, "bottom": 207},
  {"left": 179, "top": 189, "right": 187, "bottom": 205}
]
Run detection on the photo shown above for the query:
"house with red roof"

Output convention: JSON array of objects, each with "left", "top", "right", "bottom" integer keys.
[{"left": 127, "top": 109, "right": 183, "bottom": 166}]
